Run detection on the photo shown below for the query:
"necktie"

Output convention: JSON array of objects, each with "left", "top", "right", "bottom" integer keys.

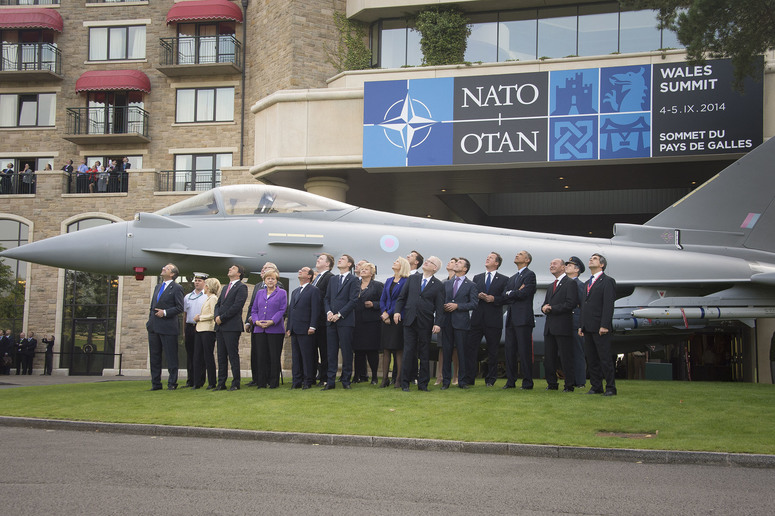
[
  {"left": 552, "top": 279, "right": 558, "bottom": 293},
  {"left": 340, "top": 275, "right": 344, "bottom": 286},
  {"left": 485, "top": 272, "right": 491, "bottom": 293},
  {"left": 421, "top": 278, "right": 427, "bottom": 291},
  {"left": 156, "top": 282, "right": 166, "bottom": 303},
  {"left": 586, "top": 277, "right": 595, "bottom": 294},
  {"left": 453, "top": 277, "right": 461, "bottom": 296},
  {"left": 225, "top": 282, "right": 233, "bottom": 297}
]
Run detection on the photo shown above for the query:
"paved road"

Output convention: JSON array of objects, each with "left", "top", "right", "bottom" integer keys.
[{"left": 2, "top": 427, "right": 774, "bottom": 515}]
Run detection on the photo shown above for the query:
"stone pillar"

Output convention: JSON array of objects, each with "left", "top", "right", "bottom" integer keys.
[{"left": 304, "top": 176, "right": 349, "bottom": 202}]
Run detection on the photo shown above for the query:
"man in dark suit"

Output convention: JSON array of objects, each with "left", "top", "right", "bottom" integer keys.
[
  {"left": 16, "top": 332, "right": 36, "bottom": 375},
  {"left": 311, "top": 253, "right": 334, "bottom": 385},
  {"left": 565, "top": 256, "right": 587, "bottom": 388},
  {"left": 579, "top": 253, "right": 617, "bottom": 396},
  {"left": 468, "top": 252, "right": 508, "bottom": 387},
  {"left": 394, "top": 256, "right": 445, "bottom": 391},
  {"left": 322, "top": 254, "right": 359, "bottom": 390},
  {"left": 0, "top": 330, "right": 11, "bottom": 375},
  {"left": 501, "top": 250, "right": 537, "bottom": 389},
  {"left": 541, "top": 258, "right": 579, "bottom": 392},
  {"left": 286, "top": 266, "right": 320, "bottom": 389},
  {"left": 442, "top": 257, "right": 479, "bottom": 389},
  {"left": 146, "top": 263, "right": 185, "bottom": 390},
  {"left": 215, "top": 264, "right": 248, "bottom": 391}
]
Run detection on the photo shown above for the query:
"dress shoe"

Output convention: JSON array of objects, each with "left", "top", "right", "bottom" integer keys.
[
  {"left": 562, "top": 387, "right": 574, "bottom": 393},
  {"left": 371, "top": 380, "right": 378, "bottom": 385},
  {"left": 302, "top": 385, "right": 310, "bottom": 390},
  {"left": 214, "top": 385, "right": 227, "bottom": 391},
  {"left": 343, "top": 384, "right": 352, "bottom": 389},
  {"left": 167, "top": 385, "right": 177, "bottom": 390},
  {"left": 180, "top": 384, "right": 192, "bottom": 389},
  {"left": 418, "top": 386, "right": 428, "bottom": 391},
  {"left": 458, "top": 384, "right": 469, "bottom": 389},
  {"left": 246, "top": 381, "right": 258, "bottom": 387},
  {"left": 575, "top": 384, "right": 586, "bottom": 389},
  {"left": 603, "top": 390, "right": 617, "bottom": 396},
  {"left": 229, "top": 384, "right": 240, "bottom": 391},
  {"left": 440, "top": 384, "right": 449, "bottom": 390},
  {"left": 192, "top": 386, "right": 199, "bottom": 390},
  {"left": 502, "top": 384, "right": 515, "bottom": 389},
  {"left": 545, "top": 385, "right": 558, "bottom": 391},
  {"left": 149, "top": 386, "right": 162, "bottom": 391},
  {"left": 401, "top": 387, "right": 409, "bottom": 392},
  {"left": 268, "top": 385, "right": 277, "bottom": 389},
  {"left": 290, "top": 385, "right": 301, "bottom": 390},
  {"left": 206, "top": 385, "right": 216, "bottom": 390},
  {"left": 485, "top": 382, "right": 495, "bottom": 387},
  {"left": 587, "top": 389, "right": 604, "bottom": 394},
  {"left": 321, "top": 384, "right": 335, "bottom": 390},
  {"left": 520, "top": 386, "right": 533, "bottom": 390},
  {"left": 379, "top": 381, "right": 389, "bottom": 388}
]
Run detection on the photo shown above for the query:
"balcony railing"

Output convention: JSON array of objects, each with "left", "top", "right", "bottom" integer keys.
[
  {"left": 1, "top": 42, "right": 61, "bottom": 75},
  {"left": 157, "top": 170, "right": 221, "bottom": 192},
  {"left": 65, "top": 171, "right": 129, "bottom": 194},
  {"left": 66, "top": 106, "right": 149, "bottom": 138},
  {"left": 158, "top": 35, "right": 241, "bottom": 75},
  {"left": 0, "top": 173, "right": 37, "bottom": 195},
  {"left": 0, "top": 1, "right": 59, "bottom": 5}
]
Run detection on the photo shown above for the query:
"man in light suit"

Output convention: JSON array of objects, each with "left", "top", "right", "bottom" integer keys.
[
  {"left": 146, "top": 263, "right": 185, "bottom": 391},
  {"left": 215, "top": 264, "right": 248, "bottom": 391},
  {"left": 501, "top": 250, "right": 537, "bottom": 389},
  {"left": 541, "top": 258, "right": 579, "bottom": 392},
  {"left": 322, "top": 254, "right": 359, "bottom": 390},
  {"left": 442, "top": 257, "right": 479, "bottom": 389},
  {"left": 579, "top": 253, "right": 617, "bottom": 396},
  {"left": 394, "top": 256, "right": 446, "bottom": 392},
  {"left": 286, "top": 266, "right": 320, "bottom": 389},
  {"left": 468, "top": 252, "right": 508, "bottom": 387},
  {"left": 311, "top": 253, "right": 334, "bottom": 385}
]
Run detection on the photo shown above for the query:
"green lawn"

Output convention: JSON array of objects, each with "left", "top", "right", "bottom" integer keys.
[{"left": 2, "top": 379, "right": 774, "bottom": 454}]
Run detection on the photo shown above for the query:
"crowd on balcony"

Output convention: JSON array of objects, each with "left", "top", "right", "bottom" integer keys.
[{"left": 71, "top": 157, "right": 131, "bottom": 194}]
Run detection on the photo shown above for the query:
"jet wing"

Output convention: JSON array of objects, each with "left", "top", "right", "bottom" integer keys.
[{"left": 141, "top": 247, "right": 253, "bottom": 260}]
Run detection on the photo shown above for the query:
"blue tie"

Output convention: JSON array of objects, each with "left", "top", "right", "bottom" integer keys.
[
  {"left": 156, "top": 282, "right": 166, "bottom": 303},
  {"left": 485, "top": 272, "right": 491, "bottom": 293},
  {"left": 421, "top": 278, "right": 427, "bottom": 291}
]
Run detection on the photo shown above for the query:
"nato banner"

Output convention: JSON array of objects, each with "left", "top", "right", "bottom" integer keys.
[{"left": 362, "top": 58, "right": 763, "bottom": 169}]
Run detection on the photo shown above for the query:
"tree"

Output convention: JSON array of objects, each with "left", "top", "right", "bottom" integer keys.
[
  {"left": 413, "top": 6, "right": 472, "bottom": 66},
  {"left": 326, "top": 12, "right": 372, "bottom": 73},
  {"left": 621, "top": 1, "right": 774, "bottom": 86}
]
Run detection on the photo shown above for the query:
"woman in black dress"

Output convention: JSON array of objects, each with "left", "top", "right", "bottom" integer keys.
[
  {"left": 379, "top": 256, "right": 409, "bottom": 387},
  {"left": 353, "top": 262, "right": 383, "bottom": 383}
]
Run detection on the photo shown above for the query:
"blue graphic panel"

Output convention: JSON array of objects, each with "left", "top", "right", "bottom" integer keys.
[
  {"left": 550, "top": 116, "right": 598, "bottom": 161},
  {"left": 600, "top": 65, "right": 651, "bottom": 113},
  {"left": 363, "top": 78, "right": 454, "bottom": 168},
  {"left": 600, "top": 114, "right": 651, "bottom": 159},
  {"left": 550, "top": 69, "right": 599, "bottom": 115}
]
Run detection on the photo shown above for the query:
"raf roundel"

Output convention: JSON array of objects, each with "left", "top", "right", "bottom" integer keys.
[{"left": 380, "top": 235, "right": 400, "bottom": 253}]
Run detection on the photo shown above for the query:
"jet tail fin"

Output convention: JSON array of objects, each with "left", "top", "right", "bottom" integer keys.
[{"left": 613, "top": 137, "right": 775, "bottom": 253}]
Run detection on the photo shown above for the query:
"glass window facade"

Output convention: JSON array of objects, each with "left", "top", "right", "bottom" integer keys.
[
  {"left": 0, "top": 219, "right": 29, "bottom": 337},
  {"left": 371, "top": 3, "right": 681, "bottom": 68},
  {"left": 176, "top": 87, "right": 234, "bottom": 123},
  {"left": 88, "top": 26, "right": 145, "bottom": 61},
  {"left": 0, "top": 93, "right": 55, "bottom": 127}
]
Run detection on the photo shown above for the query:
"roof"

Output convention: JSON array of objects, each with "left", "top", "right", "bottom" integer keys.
[
  {"left": 0, "top": 8, "right": 64, "bottom": 32},
  {"left": 166, "top": 0, "right": 244, "bottom": 25},
  {"left": 75, "top": 70, "right": 152, "bottom": 94}
]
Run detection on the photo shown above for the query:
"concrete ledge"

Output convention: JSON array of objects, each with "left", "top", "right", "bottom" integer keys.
[{"left": 1, "top": 416, "right": 772, "bottom": 469}]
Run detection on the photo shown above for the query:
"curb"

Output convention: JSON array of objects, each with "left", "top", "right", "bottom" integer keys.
[{"left": 2, "top": 415, "right": 773, "bottom": 469}]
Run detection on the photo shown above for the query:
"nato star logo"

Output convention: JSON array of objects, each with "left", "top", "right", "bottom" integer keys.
[{"left": 363, "top": 78, "right": 454, "bottom": 168}]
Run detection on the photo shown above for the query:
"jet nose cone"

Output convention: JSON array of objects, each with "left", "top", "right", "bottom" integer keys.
[{"left": 0, "top": 221, "right": 129, "bottom": 275}]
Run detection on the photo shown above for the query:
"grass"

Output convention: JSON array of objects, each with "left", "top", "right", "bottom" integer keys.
[{"left": 1, "top": 379, "right": 774, "bottom": 454}]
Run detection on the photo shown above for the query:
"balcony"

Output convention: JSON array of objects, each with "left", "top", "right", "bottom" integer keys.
[
  {"left": 0, "top": 173, "right": 36, "bottom": 195},
  {"left": 0, "top": 1, "right": 59, "bottom": 4},
  {"left": 0, "top": 42, "right": 62, "bottom": 81},
  {"left": 64, "top": 106, "right": 150, "bottom": 144},
  {"left": 157, "top": 169, "right": 221, "bottom": 192},
  {"left": 157, "top": 35, "right": 241, "bottom": 77}
]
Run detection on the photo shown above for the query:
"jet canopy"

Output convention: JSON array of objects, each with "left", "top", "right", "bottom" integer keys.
[{"left": 154, "top": 184, "right": 352, "bottom": 217}]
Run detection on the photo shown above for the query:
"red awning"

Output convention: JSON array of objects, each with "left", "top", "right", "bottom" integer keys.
[
  {"left": 75, "top": 70, "right": 152, "bottom": 94},
  {"left": 166, "top": 0, "right": 243, "bottom": 24},
  {"left": 0, "top": 8, "right": 64, "bottom": 32}
]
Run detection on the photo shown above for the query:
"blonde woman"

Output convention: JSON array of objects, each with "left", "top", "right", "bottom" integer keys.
[
  {"left": 353, "top": 262, "right": 383, "bottom": 383},
  {"left": 193, "top": 277, "right": 221, "bottom": 389},
  {"left": 379, "top": 257, "right": 409, "bottom": 387}
]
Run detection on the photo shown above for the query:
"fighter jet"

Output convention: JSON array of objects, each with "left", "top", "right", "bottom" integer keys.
[{"left": 4, "top": 138, "right": 775, "bottom": 349}]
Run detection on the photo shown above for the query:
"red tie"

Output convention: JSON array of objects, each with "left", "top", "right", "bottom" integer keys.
[
  {"left": 552, "top": 279, "right": 558, "bottom": 293},
  {"left": 225, "top": 282, "right": 233, "bottom": 296}
]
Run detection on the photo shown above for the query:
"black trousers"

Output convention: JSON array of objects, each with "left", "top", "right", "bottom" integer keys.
[
  {"left": 313, "top": 323, "right": 328, "bottom": 381},
  {"left": 44, "top": 351, "right": 53, "bottom": 375},
  {"left": 401, "top": 320, "right": 432, "bottom": 389},
  {"left": 254, "top": 332, "right": 284, "bottom": 388},
  {"left": 467, "top": 324, "right": 501, "bottom": 385},
  {"left": 194, "top": 331, "right": 216, "bottom": 388},
  {"left": 583, "top": 331, "right": 616, "bottom": 393},
  {"left": 442, "top": 326, "right": 468, "bottom": 386},
  {"left": 326, "top": 324, "right": 353, "bottom": 387},
  {"left": 544, "top": 332, "right": 575, "bottom": 389},
  {"left": 148, "top": 331, "right": 179, "bottom": 389},
  {"left": 291, "top": 332, "right": 316, "bottom": 387},
  {"left": 216, "top": 330, "right": 241, "bottom": 387},
  {"left": 354, "top": 350, "right": 379, "bottom": 381},
  {"left": 184, "top": 323, "right": 198, "bottom": 386},
  {"left": 505, "top": 325, "right": 533, "bottom": 388}
]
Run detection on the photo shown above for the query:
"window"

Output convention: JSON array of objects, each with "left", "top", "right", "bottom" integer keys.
[
  {"left": 0, "top": 219, "right": 29, "bottom": 336},
  {"left": 0, "top": 93, "right": 55, "bottom": 127},
  {"left": 175, "top": 87, "right": 234, "bottom": 123},
  {"left": 167, "top": 152, "right": 231, "bottom": 191},
  {"left": 465, "top": 13, "right": 498, "bottom": 63},
  {"left": 88, "top": 26, "right": 145, "bottom": 61}
]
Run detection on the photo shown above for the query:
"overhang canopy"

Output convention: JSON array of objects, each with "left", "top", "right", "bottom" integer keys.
[
  {"left": 75, "top": 70, "right": 152, "bottom": 94},
  {"left": 166, "top": 0, "right": 243, "bottom": 25},
  {"left": 0, "top": 8, "right": 64, "bottom": 32}
]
